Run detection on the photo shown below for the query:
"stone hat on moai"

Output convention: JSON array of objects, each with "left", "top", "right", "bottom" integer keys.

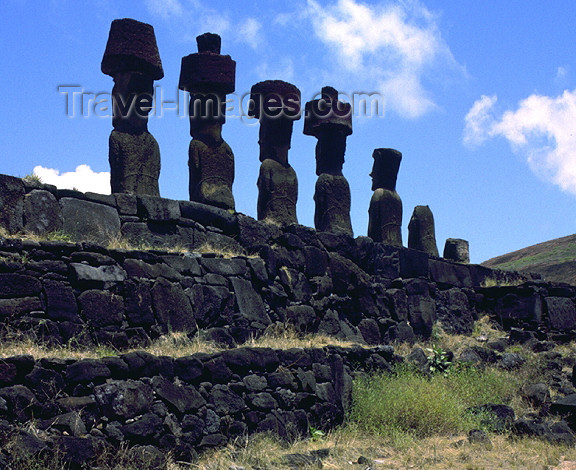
[
  {"left": 179, "top": 33, "right": 236, "bottom": 132},
  {"left": 249, "top": 80, "right": 301, "bottom": 165},
  {"left": 371, "top": 148, "right": 402, "bottom": 191},
  {"left": 304, "top": 86, "right": 352, "bottom": 176},
  {"left": 101, "top": 18, "right": 164, "bottom": 80}
]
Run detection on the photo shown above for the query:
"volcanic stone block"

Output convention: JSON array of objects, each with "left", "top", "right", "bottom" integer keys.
[
  {"left": 0, "top": 174, "right": 24, "bottom": 234},
  {"left": 60, "top": 197, "right": 121, "bottom": 244},
  {"left": 109, "top": 131, "right": 161, "bottom": 196},
  {"left": 0, "top": 273, "right": 42, "bottom": 298},
  {"left": 257, "top": 158, "right": 298, "bottom": 226},
  {"left": 43, "top": 280, "right": 80, "bottom": 322},
  {"left": 23, "top": 189, "right": 63, "bottom": 235},
  {"left": 230, "top": 277, "right": 271, "bottom": 326},
  {"left": 408, "top": 205, "right": 438, "bottom": 256},
  {"left": 152, "top": 376, "right": 206, "bottom": 413},
  {"left": 545, "top": 297, "right": 576, "bottom": 331},
  {"left": 94, "top": 379, "right": 154, "bottom": 420},
  {"left": 368, "top": 149, "right": 403, "bottom": 245},
  {"left": 444, "top": 238, "right": 470, "bottom": 263},
  {"left": 78, "top": 290, "right": 125, "bottom": 328},
  {"left": 151, "top": 277, "right": 196, "bottom": 333},
  {"left": 429, "top": 259, "right": 472, "bottom": 288}
]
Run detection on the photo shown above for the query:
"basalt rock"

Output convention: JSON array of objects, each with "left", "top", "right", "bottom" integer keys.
[
  {"left": 444, "top": 238, "right": 470, "bottom": 263},
  {"left": 368, "top": 148, "right": 403, "bottom": 246},
  {"left": 102, "top": 18, "right": 163, "bottom": 196},
  {"left": 304, "top": 87, "right": 353, "bottom": 236},
  {"left": 408, "top": 205, "right": 438, "bottom": 256},
  {"left": 250, "top": 80, "right": 301, "bottom": 226},
  {"left": 179, "top": 33, "right": 236, "bottom": 210}
]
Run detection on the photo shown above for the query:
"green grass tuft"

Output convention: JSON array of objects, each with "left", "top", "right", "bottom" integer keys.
[{"left": 350, "top": 364, "right": 520, "bottom": 439}]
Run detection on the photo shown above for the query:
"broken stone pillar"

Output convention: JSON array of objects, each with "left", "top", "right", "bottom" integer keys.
[
  {"left": 179, "top": 33, "right": 236, "bottom": 210},
  {"left": 368, "top": 148, "right": 403, "bottom": 246},
  {"left": 304, "top": 86, "right": 353, "bottom": 236},
  {"left": 102, "top": 18, "right": 163, "bottom": 196},
  {"left": 444, "top": 238, "right": 470, "bottom": 263},
  {"left": 249, "top": 80, "right": 301, "bottom": 226},
  {"left": 408, "top": 205, "right": 439, "bottom": 256}
]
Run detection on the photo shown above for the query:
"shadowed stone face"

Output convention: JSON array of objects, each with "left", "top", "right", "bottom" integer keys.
[
  {"left": 368, "top": 148, "right": 403, "bottom": 245},
  {"left": 102, "top": 18, "right": 163, "bottom": 196},
  {"left": 408, "top": 205, "right": 439, "bottom": 256},
  {"left": 179, "top": 33, "right": 236, "bottom": 210},
  {"left": 251, "top": 80, "right": 301, "bottom": 226}
]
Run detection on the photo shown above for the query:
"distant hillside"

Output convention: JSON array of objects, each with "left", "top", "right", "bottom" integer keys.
[{"left": 482, "top": 234, "right": 576, "bottom": 285}]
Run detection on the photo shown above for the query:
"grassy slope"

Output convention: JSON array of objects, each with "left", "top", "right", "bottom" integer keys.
[{"left": 482, "top": 234, "right": 576, "bottom": 285}]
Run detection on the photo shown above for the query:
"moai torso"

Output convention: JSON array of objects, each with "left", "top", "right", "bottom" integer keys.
[
  {"left": 368, "top": 148, "right": 403, "bottom": 246},
  {"left": 408, "top": 205, "right": 439, "bottom": 256},
  {"left": 250, "top": 80, "right": 301, "bottom": 227},
  {"left": 102, "top": 18, "right": 163, "bottom": 196},
  {"left": 304, "top": 86, "right": 353, "bottom": 236},
  {"left": 179, "top": 33, "right": 236, "bottom": 210}
]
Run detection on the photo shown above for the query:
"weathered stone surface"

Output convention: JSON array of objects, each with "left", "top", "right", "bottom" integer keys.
[
  {"left": 187, "top": 284, "right": 232, "bottom": 328},
  {"left": 0, "top": 274, "right": 41, "bottom": 298},
  {"left": 314, "top": 174, "right": 353, "bottom": 236},
  {"left": 152, "top": 376, "right": 205, "bottom": 413},
  {"left": 429, "top": 259, "right": 472, "bottom": 288},
  {"left": 444, "top": 238, "right": 470, "bottom": 263},
  {"left": 124, "top": 279, "right": 155, "bottom": 327},
  {"left": 408, "top": 205, "right": 438, "bottom": 256},
  {"left": 23, "top": 189, "right": 63, "bottom": 235},
  {"left": 0, "top": 174, "right": 24, "bottom": 234},
  {"left": 66, "top": 359, "right": 111, "bottom": 384},
  {"left": 78, "top": 290, "right": 125, "bottom": 327},
  {"left": 151, "top": 277, "right": 196, "bottom": 333},
  {"left": 0, "top": 297, "right": 43, "bottom": 320},
  {"left": 109, "top": 131, "right": 161, "bottom": 196},
  {"left": 545, "top": 297, "right": 576, "bottom": 331},
  {"left": 70, "top": 262, "right": 127, "bottom": 285},
  {"left": 121, "top": 412, "right": 163, "bottom": 442},
  {"left": 230, "top": 277, "right": 271, "bottom": 326},
  {"left": 210, "top": 384, "right": 247, "bottom": 414},
  {"left": 368, "top": 149, "right": 402, "bottom": 246},
  {"left": 102, "top": 18, "right": 163, "bottom": 79},
  {"left": 60, "top": 197, "right": 121, "bottom": 244},
  {"left": 436, "top": 288, "right": 476, "bottom": 334},
  {"left": 257, "top": 158, "right": 298, "bottom": 226},
  {"left": 94, "top": 379, "right": 154, "bottom": 419},
  {"left": 137, "top": 195, "right": 180, "bottom": 221},
  {"left": 0, "top": 385, "right": 38, "bottom": 421},
  {"left": 188, "top": 138, "right": 235, "bottom": 210}
]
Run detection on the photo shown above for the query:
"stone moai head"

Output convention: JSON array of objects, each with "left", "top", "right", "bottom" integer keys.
[
  {"left": 371, "top": 148, "right": 402, "bottom": 191},
  {"left": 249, "top": 80, "right": 301, "bottom": 167},
  {"left": 102, "top": 18, "right": 163, "bottom": 134},
  {"left": 304, "top": 86, "right": 352, "bottom": 176},
  {"left": 408, "top": 205, "right": 439, "bottom": 256},
  {"left": 179, "top": 33, "right": 236, "bottom": 139},
  {"left": 444, "top": 238, "right": 470, "bottom": 263}
]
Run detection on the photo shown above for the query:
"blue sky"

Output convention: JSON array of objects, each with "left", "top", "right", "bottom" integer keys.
[{"left": 2, "top": 0, "right": 576, "bottom": 264}]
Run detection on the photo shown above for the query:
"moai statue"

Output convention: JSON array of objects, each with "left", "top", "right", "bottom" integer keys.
[
  {"left": 368, "top": 148, "right": 403, "bottom": 246},
  {"left": 304, "top": 86, "right": 353, "bottom": 236},
  {"left": 102, "top": 18, "right": 163, "bottom": 196},
  {"left": 249, "top": 80, "right": 301, "bottom": 226},
  {"left": 179, "top": 33, "right": 236, "bottom": 210},
  {"left": 408, "top": 205, "right": 439, "bottom": 256},
  {"left": 444, "top": 238, "right": 470, "bottom": 263}
]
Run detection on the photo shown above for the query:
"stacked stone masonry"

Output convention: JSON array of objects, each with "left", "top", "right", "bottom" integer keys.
[{"left": 2, "top": 173, "right": 576, "bottom": 464}]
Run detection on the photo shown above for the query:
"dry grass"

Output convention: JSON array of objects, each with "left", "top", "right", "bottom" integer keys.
[{"left": 187, "top": 428, "right": 576, "bottom": 470}]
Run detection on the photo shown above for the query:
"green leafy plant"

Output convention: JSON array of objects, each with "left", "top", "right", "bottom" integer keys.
[
  {"left": 426, "top": 345, "right": 452, "bottom": 375},
  {"left": 309, "top": 426, "right": 326, "bottom": 441}
]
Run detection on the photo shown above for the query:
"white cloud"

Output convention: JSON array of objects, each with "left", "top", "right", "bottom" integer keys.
[
  {"left": 238, "top": 18, "right": 262, "bottom": 50},
  {"left": 33, "top": 164, "right": 111, "bottom": 194},
  {"left": 463, "top": 89, "right": 576, "bottom": 195},
  {"left": 256, "top": 57, "right": 295, "bottom": 83},
  {"left": 145, "top": 0, "right": 184, "bottom": 20},
  {"left": 306, "top": 0, "right": 459, "bottom": 118}
]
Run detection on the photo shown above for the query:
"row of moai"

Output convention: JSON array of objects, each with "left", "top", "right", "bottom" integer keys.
[{"left": 101, "top": 18, "right": 469, "bottom": 262}]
